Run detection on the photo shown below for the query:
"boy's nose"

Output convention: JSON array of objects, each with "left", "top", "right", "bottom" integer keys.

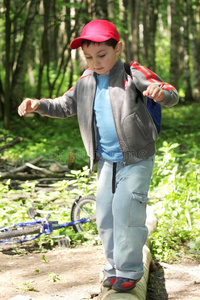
[{"left": 93, "top": 57, "right": 100, "bottom": 67}]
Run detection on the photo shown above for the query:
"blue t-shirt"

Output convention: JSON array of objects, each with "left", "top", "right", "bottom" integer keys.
[{"left": 94, "top": 74, "right": 123, "bottom": 162}]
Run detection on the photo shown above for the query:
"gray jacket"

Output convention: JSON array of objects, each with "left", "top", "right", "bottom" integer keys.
[{"left": 36, "top": 58, "right": 179, "bottom": 169}]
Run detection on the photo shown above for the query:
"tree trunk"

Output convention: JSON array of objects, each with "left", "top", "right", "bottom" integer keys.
[
  {"left": 49, "top": 0, "right": 58, "bottom": 66},
  {"left": 189, "top": 1, "right": 200, "bottom": 100},
  {"left": 142, "top": 0, "right": 150, "bottom": 66},
  {"left": 42, "top": 0, "right": 52, "bottom": 94},
  {"left": 130, "top": 0, "right": 140, "bottom": 61},
  {"left": 148, "top": 0, "right": 159, "bottom": 70},
  {"left": 95, "top": 0, "right": 108, "bottom": 19},
  {"left": 121, "top": 0, "right": 130, "bottom": 62},
  {"left": 4, "top": 0, "right": 11, "bottom": 129},
  {"left": 182, "top": 0, "right": 193, "bottom": 101},
  {"left": 11, "top": 0, "right": 40, "bottom": 108},
  {"left": 36, "top": 0, "right": 49, "bottom": 99},
  {"left": 197, "top": 1, "right": 200, "bottom": 67},
  {"left": 0, "top": 71, "right": 5, "bottom": 120},
  {"left": 108, "top": 0, "right": 115, "bottom": 19},
  {"left": 169, "top": 0, "right": 180, "bottom": 91}
]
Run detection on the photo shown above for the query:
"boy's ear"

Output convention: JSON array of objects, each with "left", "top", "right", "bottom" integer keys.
[{"left": 115, "top": 41, "right": 123, "bottom": 55}]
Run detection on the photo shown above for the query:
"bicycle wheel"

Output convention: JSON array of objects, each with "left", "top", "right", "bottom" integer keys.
[
  {"left": 0, "top": 224, "right": 42, "bottom": 245},
  {"left": 71, "top": 195, "right": 97, "bottom": 233}
]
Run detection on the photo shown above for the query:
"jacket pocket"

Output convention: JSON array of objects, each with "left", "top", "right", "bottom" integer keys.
[
  {"left": 128, "top": 192, "right": 148, "bottom": 227},
  {"left": 123, "top": 111, "right": 157, "bottom": 150}
]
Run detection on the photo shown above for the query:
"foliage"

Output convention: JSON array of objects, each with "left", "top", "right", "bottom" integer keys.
[
  {"left": 0, "top": 115, "right": 87, "bottom": 169},
  {"left": 149, "top": 104, "right": 200, "bottom": 262}
]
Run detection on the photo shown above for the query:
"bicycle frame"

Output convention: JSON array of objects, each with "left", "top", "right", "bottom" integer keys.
[
  {"left": 0, "top": 195, "right": 96, "bottom": 246},
  {"left": 0, "top": 216, "right": 95, "bottom": 246}
]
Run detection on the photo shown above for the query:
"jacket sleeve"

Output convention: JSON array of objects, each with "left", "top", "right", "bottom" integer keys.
[
  {"left": 35, "top": 85, "right": 78, "bottom": 118},
  {"left": 129, "top": 61, "right": 179, "bottom": 107},
  {"left": 35, "top": 74, "right": 84, "bottom": 118}
]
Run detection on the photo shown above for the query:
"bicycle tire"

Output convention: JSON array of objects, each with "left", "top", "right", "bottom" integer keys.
[
  {"left": 0, "top": 225, "right": 41, "bottom": 244},
  {"left": 71, "top": 195, "right": 96, "bottom": 233}
]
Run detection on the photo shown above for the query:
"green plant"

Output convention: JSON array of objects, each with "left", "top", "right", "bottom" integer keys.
[
  {"left": 11, "top": 279, "right": 35, "bottom": 291},
  {"left": 48, "top": 272, "right": 63, "bottom": 282},
  {"left": 42, "top": 255, "right": 49, "bottom": 263},
  {"left": 149, "top": 107, "right": 200, "bottom": 262},
  {"left": 20, "top": 281, "right": 35, "bottom": 291}
]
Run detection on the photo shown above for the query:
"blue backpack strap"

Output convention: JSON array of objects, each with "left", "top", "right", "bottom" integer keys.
[
  {"left": 124, "top": 63, "right": 161, "bottom": 133},
  {"left": 146, "top": 99, "right": 162, "bottom": 133}
]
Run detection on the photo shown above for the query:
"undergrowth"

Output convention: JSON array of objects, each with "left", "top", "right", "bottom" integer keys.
[{"left": 149, "top": 104, "right": 200, "bottom": 262}]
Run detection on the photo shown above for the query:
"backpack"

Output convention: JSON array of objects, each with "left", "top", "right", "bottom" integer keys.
[{"left": 124, "top": 63, "right": 162, "bottom": 133}]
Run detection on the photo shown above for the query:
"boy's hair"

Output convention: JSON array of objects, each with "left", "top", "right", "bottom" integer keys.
[{"left": 81, "top": 38, "right": 118, "bottom": 49}]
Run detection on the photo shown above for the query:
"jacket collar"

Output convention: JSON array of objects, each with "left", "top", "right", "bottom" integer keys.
[{"left": 109, "top": 58, "right": 124, "bottom": 77}]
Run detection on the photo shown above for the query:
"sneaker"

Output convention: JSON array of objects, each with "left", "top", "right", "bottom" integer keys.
[
  {"left": 112, "top": 277, "right": 138, "bottom": 292},
  {"left": 103, "top": 276, "right": 116, "bottom": 288}
]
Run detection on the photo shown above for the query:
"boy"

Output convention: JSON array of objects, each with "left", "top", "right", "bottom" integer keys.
[{"left": 18, "top": 20, "right": 179, "bottom": 292}]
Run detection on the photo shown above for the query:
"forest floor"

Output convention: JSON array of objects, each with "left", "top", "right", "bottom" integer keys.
[{"left": 0, "top": 243, "right": 199, "bottom": 300}]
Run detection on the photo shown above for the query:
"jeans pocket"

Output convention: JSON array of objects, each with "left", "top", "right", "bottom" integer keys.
[{"left": 128, "top": 192, "right": 148, "bottom": 227}]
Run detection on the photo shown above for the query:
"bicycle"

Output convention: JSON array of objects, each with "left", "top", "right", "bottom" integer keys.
[{"left": 0, "top": 195, "right": 96, "bottom": 246}]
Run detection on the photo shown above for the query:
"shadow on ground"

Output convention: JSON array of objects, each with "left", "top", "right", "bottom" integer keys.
[{"left": 147, "top": 261, "right": 168, "bottom": 300}]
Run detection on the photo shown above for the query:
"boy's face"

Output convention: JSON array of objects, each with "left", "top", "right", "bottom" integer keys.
[{"left": 82, "top": 42, "right": 122, "bottom": 76}]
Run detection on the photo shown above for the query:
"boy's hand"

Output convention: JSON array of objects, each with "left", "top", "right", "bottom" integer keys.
[
  {"left": 143, "top": 85, "right": 164, "bottom": 102},
  {"left": 18, "top": 98, "right": 40, "bottom": 116}
]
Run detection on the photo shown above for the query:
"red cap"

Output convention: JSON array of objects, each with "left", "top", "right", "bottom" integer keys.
[{"left": 70, "top": 20, "right": 120, "bottom": 49}]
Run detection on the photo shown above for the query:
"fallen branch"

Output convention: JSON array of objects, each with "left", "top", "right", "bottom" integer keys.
[
  {"left": 8, "top": 156, "right": 43, "bottom": 174},
  {"left": 0, "top": 172, "right": 67, "bottom": 181},
  {"left": 25, "top": 162, "right": 53, "bottom": 175},
  {"left": 0, "top": 156, "right": 72, "bottom": 182},
  {"left": 0, "top": 156, "right": 43, "bottom": 180},
  {"left": 0, "top": 137, "right": 23, "bottom": 153}
]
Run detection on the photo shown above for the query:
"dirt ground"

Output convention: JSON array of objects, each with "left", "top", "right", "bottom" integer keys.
[
  {"left": 147, "top": 258, "right": 200, "bottom": 300},
  {"left": 0, "top": 244, "right": 200, "bottom": 300},
  {"left": 0, "top": 244, "right": 105, "bottom": 300}
]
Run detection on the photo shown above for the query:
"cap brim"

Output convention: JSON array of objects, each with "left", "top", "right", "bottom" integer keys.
[
  {"left": 70, "top": 35, "right": 115, "bottom": 50},
  {"left": 70, "top": 37, "right": 83, "bottom": 50}
]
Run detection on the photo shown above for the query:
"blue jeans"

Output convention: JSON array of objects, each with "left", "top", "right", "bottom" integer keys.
[{"left": 96, "top": 156, "right": 155, "bottom": 280}]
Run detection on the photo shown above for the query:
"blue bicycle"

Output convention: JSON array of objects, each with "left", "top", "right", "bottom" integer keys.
[{"left": 0, "top": 195, "right": 96, "bottom": 246}]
